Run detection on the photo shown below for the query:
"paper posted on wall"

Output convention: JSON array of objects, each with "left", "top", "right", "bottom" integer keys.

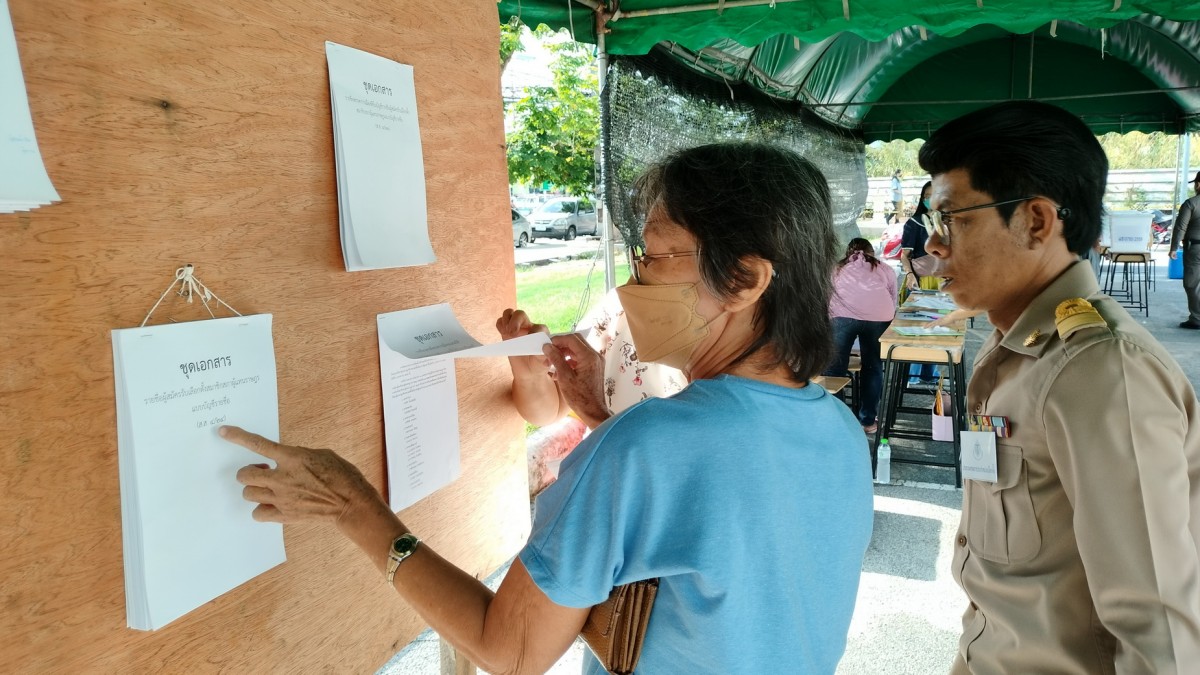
[
  {"left": 326, "top": 41, "right": 434, "bottom": 271},
  {"left": 0, "top": 0, "right": 59, "bottom": 213},
  {"left": 377, "top": 304, "right": 550, "bottom": 511},
  {"left": 112, "top": 314, "right": 285, "bottom": 630}
]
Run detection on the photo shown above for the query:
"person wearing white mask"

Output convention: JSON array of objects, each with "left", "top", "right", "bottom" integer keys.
[
  {"left": 900, "top": 180, "right": 938, "bottom": 293},
  {"left": 217, "top": 142, "right": 874, "bottom": 674}
]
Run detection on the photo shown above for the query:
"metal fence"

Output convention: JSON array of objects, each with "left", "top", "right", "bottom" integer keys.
[{"left": 865, "top": 168, "right": 1193, "bottom": 220}]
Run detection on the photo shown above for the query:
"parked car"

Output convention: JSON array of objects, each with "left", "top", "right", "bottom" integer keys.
[
  {"left": 512, "top": 208, "right": 531, "bottom": 248},
  {"left": 527, "top": 197, "right": 597, "bottom": 240}
]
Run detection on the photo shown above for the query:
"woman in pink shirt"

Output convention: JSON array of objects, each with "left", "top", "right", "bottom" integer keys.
[{"left": 824, "top": 238, "right": 898, "bottom": 433}]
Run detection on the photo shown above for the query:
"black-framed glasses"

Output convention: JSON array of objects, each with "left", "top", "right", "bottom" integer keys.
[
  {"left": 923, "top": 196, "right": 1037, "bottom": 245},
  {"left": 627, "top": 244, "right": 699, "bottom": 283}
]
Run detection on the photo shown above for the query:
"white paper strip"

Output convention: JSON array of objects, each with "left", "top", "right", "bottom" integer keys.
[{"left": 375, "top": 303, "right": 551, "bottom": 510}]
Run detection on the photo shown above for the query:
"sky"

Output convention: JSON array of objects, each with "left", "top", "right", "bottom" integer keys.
[{"left": 502, "top": 29, "right": 555, "bottom": 92}]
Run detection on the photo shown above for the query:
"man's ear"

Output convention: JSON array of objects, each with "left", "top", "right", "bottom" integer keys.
[
  {"left": 724, "top": 256, "right": 774, "bottom": 313},
  {"left": 1025, "top": 198, "right": 1063, "bottom": 249}
]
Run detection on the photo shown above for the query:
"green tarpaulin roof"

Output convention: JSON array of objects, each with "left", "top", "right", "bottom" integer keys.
[{"left": 498, "top": 1, "right": 1200, "bottom": 140}]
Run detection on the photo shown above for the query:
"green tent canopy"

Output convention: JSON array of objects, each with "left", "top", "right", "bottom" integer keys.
[{"left": 498, "top": 1, "right": 1200, "bottom": 139}]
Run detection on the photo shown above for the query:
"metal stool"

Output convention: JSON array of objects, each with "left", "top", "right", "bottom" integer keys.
[
  {"left": 872, "top": 345, "right": 966, "bottom": 487},
  {"left": 1103, "top": 251, "right": 1151, "bottom": 317},
  {"left": 842, "top": 354, "right": 862, "bottom": 414}
]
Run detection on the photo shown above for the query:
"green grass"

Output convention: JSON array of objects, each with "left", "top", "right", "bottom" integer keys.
[{"left": 515, "top": 253, "right": 630, "bottom": 333}]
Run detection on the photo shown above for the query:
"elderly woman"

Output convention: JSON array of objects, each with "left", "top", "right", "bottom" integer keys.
[{"left": 222, "top": 142, "right": 873, "bottom": 674}]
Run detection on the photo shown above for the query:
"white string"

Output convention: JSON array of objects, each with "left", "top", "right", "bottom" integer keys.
[
  {"left": 570, "top": 236, "right": 606, "bottom": 330},
  {"left": 1100, "top": 28, "right": 1106, "bottom": 59},
  {"left": 1112, "top": 0, "right": 1122, "bottom": 10},
  {"left": 842, "top": 0, "right": 850, "bottom": 21},
  {"left": 140, "top": 264, "right": 243, "bottom": 327},
  {"left": 1050, "top": 20, "right": 1058, "bottom": 37},
  {"left": 919, "top": 26, "right": 928, "bottom": 40},
  {"left": 566, "top": 0, "right": 575, "bottom": 42}
]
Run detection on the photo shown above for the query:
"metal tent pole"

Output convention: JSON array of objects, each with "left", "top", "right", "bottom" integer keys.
[
  {"left": 1183, "top": 132, "right": 1193, "bottom": 205},
  {"left": 597, "top": 11, "right": 617, "bottom": 292}
]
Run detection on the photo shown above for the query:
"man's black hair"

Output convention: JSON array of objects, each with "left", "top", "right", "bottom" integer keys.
[{"left": 918, "top": 101, "right": 1107, "bottom": 256}]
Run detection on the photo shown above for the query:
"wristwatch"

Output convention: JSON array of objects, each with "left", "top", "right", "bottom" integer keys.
[{"left": 385, "top": 533, "right": 421, "bottom": 584}]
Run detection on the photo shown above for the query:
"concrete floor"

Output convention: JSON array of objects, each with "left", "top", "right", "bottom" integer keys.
[{"left": 378, "top": 247, "right": 1200, "bottom": 674}]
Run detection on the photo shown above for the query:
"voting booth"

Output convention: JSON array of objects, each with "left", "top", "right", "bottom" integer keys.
[
  {"left": 1100, "top": 211, "right": 1155, "bottom": 316},
  {"left": 0, "top": 1, "right": 530, "bottom": 671},
  {"left": 1102, "top": 210, "right": 1154, "bottom": 252}
]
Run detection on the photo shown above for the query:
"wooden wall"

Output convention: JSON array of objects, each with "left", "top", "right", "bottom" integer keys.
[{"left": 0, "top": 1, "right": 530, "bottom": 671}]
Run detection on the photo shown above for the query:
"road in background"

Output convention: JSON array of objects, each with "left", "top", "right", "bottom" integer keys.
[{"left": 513, "top": 234, "right": 612, "bottom": 266}]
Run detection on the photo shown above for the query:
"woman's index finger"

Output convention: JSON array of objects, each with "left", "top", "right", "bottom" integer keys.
[{"left": 219, "top": 425, "right": 286, "bottom": 461}]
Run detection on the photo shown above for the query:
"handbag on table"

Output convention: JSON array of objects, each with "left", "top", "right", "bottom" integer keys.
[{"left": 580, "top": 578, "right": 659, "bottom": 675}]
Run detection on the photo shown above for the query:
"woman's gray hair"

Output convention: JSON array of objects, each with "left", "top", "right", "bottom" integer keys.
[{"left": 631, "top": 142, "right": 837, "bottom": 382}]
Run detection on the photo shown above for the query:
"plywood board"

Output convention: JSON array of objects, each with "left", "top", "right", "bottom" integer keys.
[{"left": 0, "top": 1, "right": 530, "bottom": 671}]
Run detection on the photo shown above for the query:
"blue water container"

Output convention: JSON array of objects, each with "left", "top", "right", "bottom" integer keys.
[{"left": 1169, "top": 255, "right": 1184, "bottom": 280}]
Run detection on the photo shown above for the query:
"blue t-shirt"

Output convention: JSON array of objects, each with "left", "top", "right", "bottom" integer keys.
[{"left": 519, "top": 375, "right": 874, "bottom": 674}]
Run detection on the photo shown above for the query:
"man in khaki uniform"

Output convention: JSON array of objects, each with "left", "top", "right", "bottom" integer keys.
[
  {"left": 919, "top": 101, "right": 1200, "bottom": 673},
  {"left": 1168, "top": 171, "right": 1200, "bottom": 329}
]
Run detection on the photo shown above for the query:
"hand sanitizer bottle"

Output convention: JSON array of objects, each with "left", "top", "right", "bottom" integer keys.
[{"left": 876, "top": 439, "right": 891, "bottom": 484}]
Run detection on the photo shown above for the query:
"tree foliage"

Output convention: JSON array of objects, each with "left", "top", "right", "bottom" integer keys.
[
  {"left": 1097, "top": 131, "right": 1200, "bottom": 170},
  {"left": 506, "top": 39, "right": 599, "bottom": 197},
  {"left": 499, "top": 18, "right": 523, "bottom": 72},
  {"left": 864, "top": 139, "right": 925, "bottom": 178}
]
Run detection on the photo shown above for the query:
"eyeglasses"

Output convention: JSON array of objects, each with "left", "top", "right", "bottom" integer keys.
[
  {"left": 923, "top": 196, "right": 1036, "bottom": 245},
  {"left": 627, "top": 244, "right": 699, "bottom": 283}
]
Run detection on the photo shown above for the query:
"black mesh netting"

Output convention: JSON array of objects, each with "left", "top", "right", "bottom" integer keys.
[{"left": 603, "top": 50, "right": 867, "bottom": 247}]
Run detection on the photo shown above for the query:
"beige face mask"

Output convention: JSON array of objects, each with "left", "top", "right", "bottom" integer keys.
[{"left": 615, "top": 280, "right": 712, "bottom": 371}]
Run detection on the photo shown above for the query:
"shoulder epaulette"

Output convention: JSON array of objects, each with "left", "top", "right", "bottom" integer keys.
[{"left": 1055, "top": 298, "right": 1107, "bottom": 340}]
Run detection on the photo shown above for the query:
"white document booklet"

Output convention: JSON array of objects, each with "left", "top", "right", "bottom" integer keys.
[
  {"left": 112, "top": 314, "right": 285, "bottom": 630},
  {"left": 326, "top": 41, "right": 434, "bottom": 271},
  {"left": 0, "top": 0, "right": 59, "bottom": 212},
  {"left": 377, "top": 304, "right": 550, "bottom": 511}
]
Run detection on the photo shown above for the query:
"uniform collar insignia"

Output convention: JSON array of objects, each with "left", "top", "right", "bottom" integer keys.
[{"left": 1023, "top": 329, "right": 1042, "bottom": 347}]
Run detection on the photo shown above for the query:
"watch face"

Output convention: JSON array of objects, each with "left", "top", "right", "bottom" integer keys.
[{"left": 393, "top": 534, "right": 418, "bottom": 555}]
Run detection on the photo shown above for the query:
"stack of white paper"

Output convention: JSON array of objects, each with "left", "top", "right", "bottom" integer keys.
[
  {"left": 0, "top": 0, "right": 59, "bottom": 212},
  {"left": 377, "top": 304, "right": 550, "bottom": 511},
  {"left": 112, "top": 314, "right": 285, "bottom": 630},
  {"left": 326, "top": 41, "right": 434, "bottom": 271}
]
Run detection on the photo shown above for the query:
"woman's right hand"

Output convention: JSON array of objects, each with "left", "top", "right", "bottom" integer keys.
[
  {"left": 543, "top": 333, "right": 611, "bottom": 429},
  {"left": 905, "top": 272, "right": 920, "bottom": 290},
  {"left": 496, "top": 308, "right": 552, "bottom": 380},
  {"left": 497, "top": 308, "right": 570, "bottom": 426}
]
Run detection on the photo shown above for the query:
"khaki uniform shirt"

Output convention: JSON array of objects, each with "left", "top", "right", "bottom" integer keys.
[
  {"left": 951, "top": 261, "right": 1200, "bottom": 674},
  {"left": 1169, "top": 194, "right": 1200, "bottom": 252}
]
